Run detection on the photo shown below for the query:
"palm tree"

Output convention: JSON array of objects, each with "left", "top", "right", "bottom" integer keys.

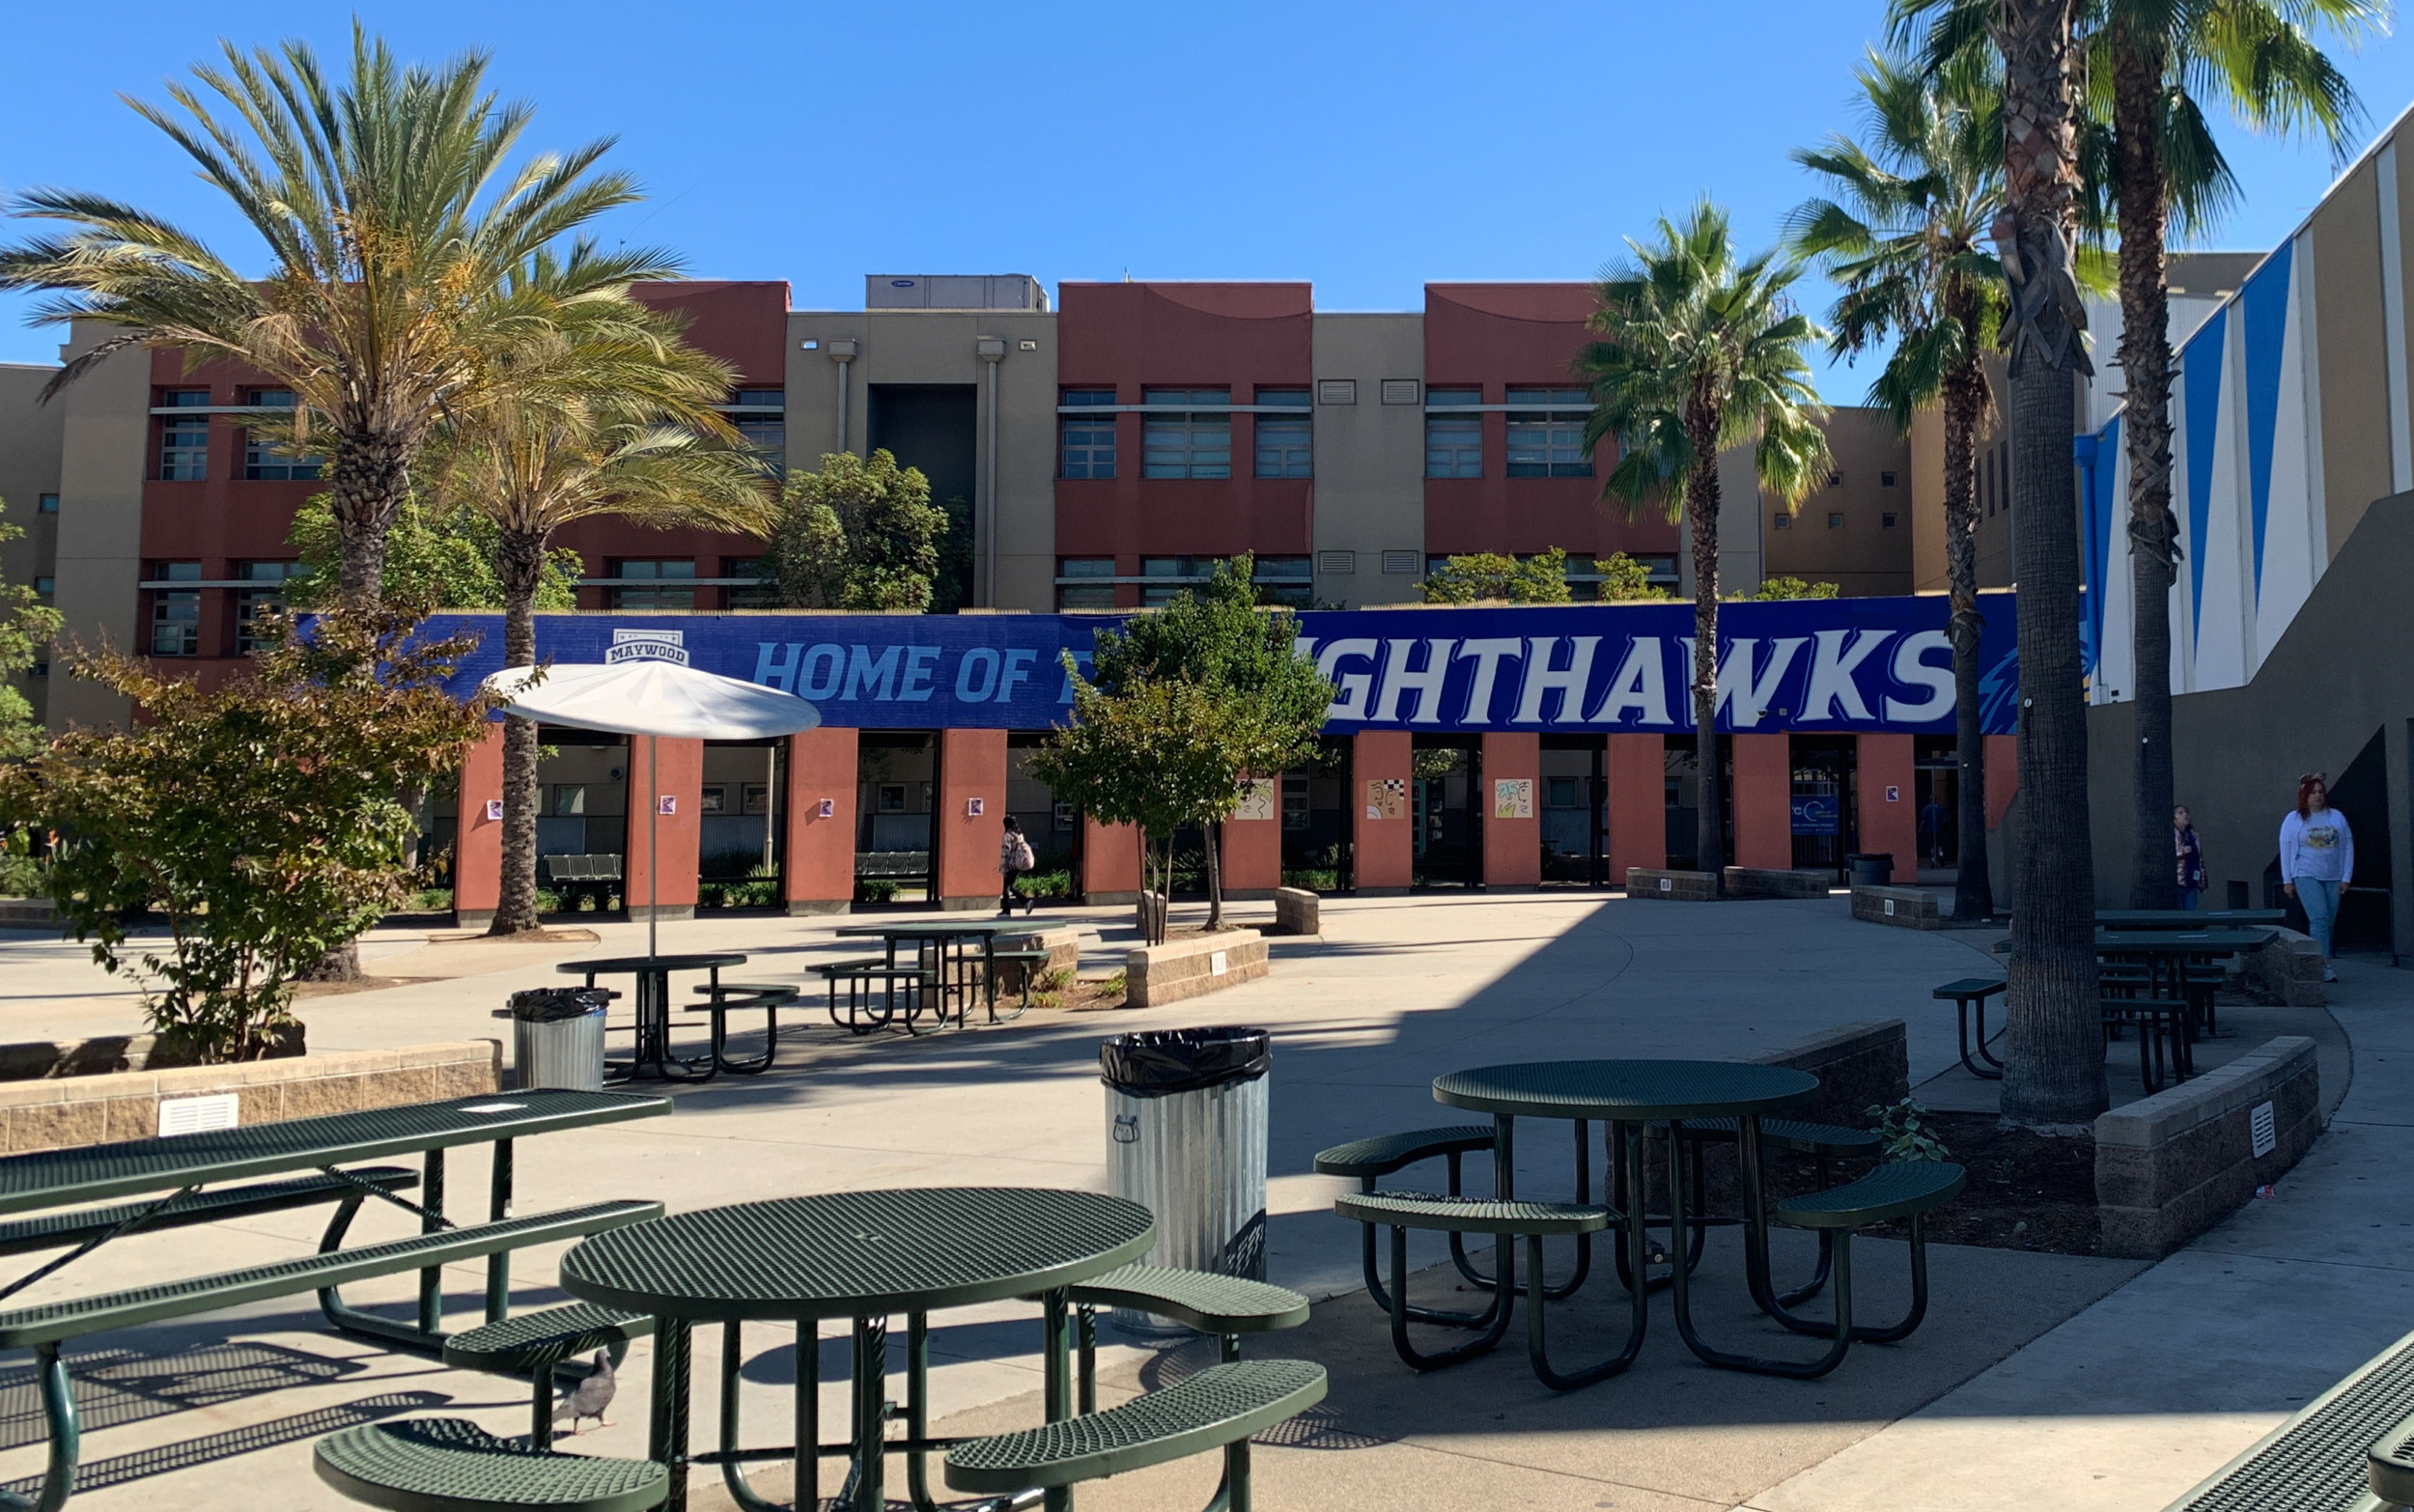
[
  {"left": 0, "top": 27, "right": 670, "bottom": 604},
  {"left": 1577, "top": 203, "right": 1833, "bottom": 886},
  {"left": 426, "top": 284, "right": 774, "bottom": 936},
  {"left": 2089, "top": 0, "right": 2377, "bottom": 907},
  {"left": 1789, "top": 49, "right": 2008, "bottom": 922},
  {"left": 1895, "top": 0, "right": 2108, "bottom": 1128}
]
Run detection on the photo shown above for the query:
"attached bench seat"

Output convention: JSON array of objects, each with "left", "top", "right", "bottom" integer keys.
[
  {"left": 316, "top": 1416, "right": 668, "bottom": 1512},
  {"left": 944, "top": 1358, "right": 1327, "bottom": 1503},
  {"left": 0, "top": 1198, "right": 662, "bottom": 1350},
  {"left": 2161, "top": 1322, "right": 2414, "bottom": 1511},
  {"left": 1312, "top": 1126, "right": 1494, "bottom": 1181},
  {"left": 0, "top": 1165, "right": 417, "bottom": 1257},
  {"left": 444, "top": 1302, "right": 657, "bottom": 1448},
  {"left": 1746, "top": 1161, "right": 1966, "bottom": 1377},
  {"left": 1934, "top": 975, "right": 2010, "bottom": 1078},
  {"left": 683, "top": 982, "right": 797, "bottom": 1077},
  {"left": 1333, "top": 1191, "right": 1610, "bottom": 1379},
  {"left": 1052, "top": 1262, "right": 1311, "bottom": 1414}
]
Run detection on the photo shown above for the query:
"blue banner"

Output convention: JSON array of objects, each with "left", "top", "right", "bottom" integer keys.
[{"left": 425, "top": 591, "right": 2018, "bottom": 736}]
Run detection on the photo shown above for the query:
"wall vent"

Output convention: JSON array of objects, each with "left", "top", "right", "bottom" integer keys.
[
  {"left": 1381, "top": 550, "right": 1422, "bottom": 575},
  {"left": 1316, "top": 378, "right": 1357, "bottom": 406},
  {"left": 1316, "top": 550, "right": 1357, "bottom": 574},
  {"left": 1380, "top": 378, "right": 1421, "bottom": 406}
]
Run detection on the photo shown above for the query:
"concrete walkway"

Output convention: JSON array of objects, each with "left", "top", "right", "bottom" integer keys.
[{"left": 0, "top": 893, "right": 2395, "bottom": 1510}]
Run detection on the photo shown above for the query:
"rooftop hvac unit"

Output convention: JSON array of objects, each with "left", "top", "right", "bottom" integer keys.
[{"left": 865, "top": 274, "right": 1049, "bottom": 311}]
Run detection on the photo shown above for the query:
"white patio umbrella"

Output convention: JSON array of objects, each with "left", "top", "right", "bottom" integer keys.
[{"left": 482, "top": 660, "right": 821, "bottom": 956}]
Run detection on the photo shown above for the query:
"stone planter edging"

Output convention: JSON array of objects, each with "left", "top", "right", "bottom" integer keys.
[
  {"left": 2095, "top": 1034, "right": 2320, "bottom": 1259},
  {"left": 1626, "top": 868, "right": 1718, "bottom": 902},
  {"left": 1852, "top": 885, "right": 1944, "bottom": 929},
  {"left": 1126, "top": 930, "right": 1270, "bottom": 1008}
]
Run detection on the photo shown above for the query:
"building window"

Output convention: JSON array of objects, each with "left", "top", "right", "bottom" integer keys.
[
  {"left": 729, "top": 389, "right": 784, "bottom": 467},
  {"left": 158, "top": 391, "right": 211, "bottom": 481},
  {"left": 1253, "top": 389, "right": 1311, "bottom": 478},
  {"left": 235, "top": 561, "right": 295, "bottom": 652},
  {"left": 1881, "top": 470, "right": 1897, "bottom": 487},
  {"left": 1827, "top": 472, "right": 1843, "bottom": 488},
  {"left": 1504, "top": 388, "right": 1592, "bottom": 478},
  {"left": 1059, "top": 390, "right": 1116, "bottom": 479},
  {"left": 1425, "top": 388, "right": 1482, "bottom": 478},
  {"left": 240, "top": 390, "right": 325, "bottom": 480},
  {"left": 150, "top": 561, "right": 202, "bottom": 657},
  {"left": 1056, "top": 557, "right": 1116, "bottom": 609},
  {"left": 1773, "top": 514, "right": 1791, "bottom": 530},
  {"left": 32, "top": 577, "right": 53, "bottom": 597},
  {"left": 1141, "top": 389, "right": 1231, "bottom": 478},
  {"left": 1882, "top": 512, "right": 1897, "bottom": 528},
  {"left": 724, "top": 556, "right": 775, "bottom": 609},
  {"left": 610, "top": 559, "right": 697, "bottom": 609},
  {"left": 1827, "top": 513, "right": 1844, "bottom": 529},
  {"left": 36, "top": 493, "right": 57, "bottom": 515},
  {"left": 1252, "top": 555, "right": 1313, "bottom": 607}
]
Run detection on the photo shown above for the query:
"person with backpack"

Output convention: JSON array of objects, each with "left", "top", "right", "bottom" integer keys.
[{"left": 998, "top": 815, "right": 1037, "bottom": 915}]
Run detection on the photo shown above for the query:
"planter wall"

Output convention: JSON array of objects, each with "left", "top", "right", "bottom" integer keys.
[
  {"left": 2095, "top": 1035, "right": 2320, "bottom": 1258},
  {"left": 1126, "top": 930, "right": 1270, "bottom": 1008}
]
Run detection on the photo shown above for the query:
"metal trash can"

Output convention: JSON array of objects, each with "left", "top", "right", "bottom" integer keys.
[
  {"left": 508, "top": 988, "right": 609, "bottom": 1091},
  {"left": 1847, "top": 853, "right": 1895, "bottom": 887},
  {"left": 1101, "top": 1027, "right": 1271, "bottom": 1335}
]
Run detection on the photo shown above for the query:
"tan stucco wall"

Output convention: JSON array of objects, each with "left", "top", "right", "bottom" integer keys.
[
  {"left": 46, "top": 326, "right": 148, "bottom": 730},
  {"left": 1308, "top": 314, "right": 1424, "bottom": 607},
  {"left": 1760, "top": 406, "right": 1913, "bottom": 595},
  {"left": 2312, "top": 155, "right": 2394, "bottom": 557},
  {"left": 783, "top": 309, "right": 1060, "bottom": 611}
]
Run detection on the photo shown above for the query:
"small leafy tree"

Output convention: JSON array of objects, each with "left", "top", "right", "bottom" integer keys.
[
  {"left": 766, "top": 450, "right": 948, "bottom": 611},
  {"left": 1594, "top": 551, "right": 1672, "bottom": 602},
  {"left": 1031, "top": 556, "right": 1332, "bottom": 938},
  {"left": 288, "top": 493, "right": 581, "bottom": 613},
  {"left": 1418, "top": 548, "right": 1572, "bottom": 604},
  {"left": 1751, "top": 575, "right": 1842, "bottom": 600},
  {"left": 0, "top": 497, "right": 63, "bottom": 761},
  {"left": 0, "top": 611, "right": 494, "bottom": 1061}
]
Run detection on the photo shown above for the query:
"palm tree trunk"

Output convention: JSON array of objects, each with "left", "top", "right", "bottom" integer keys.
[
  {"left": 2114, "top": 31, "right": 2180, "bottom": 910},
  {"left": 327, "top": 433, "right": 410, "bottom": 606},
  {"left": 1944, "top": 297, "right": 1994, "bottom": 922},
  {"left": 1999, "top": 0, "right": 2108, "bottom": 1129},
  {"left": 488, "top": 526, "right": 548, "bottom": 938},
  {"left": 1684, "top": 389, "right": 1726, "bottom": 884}
]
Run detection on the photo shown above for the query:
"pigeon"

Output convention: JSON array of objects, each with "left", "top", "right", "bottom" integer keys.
[{"left": 554, "top": 1351, "right": 616, "bottom": 1434}]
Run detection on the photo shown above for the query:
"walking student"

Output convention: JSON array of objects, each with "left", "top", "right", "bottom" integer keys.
[
  {"left": 998, "top": 814, "right": 1037, "bottom": 916},
  {"left": 2174, "top": 805, "right": 2205, "bottom": 910},
  {"left": 2279, "top": 773, "right": 2352, "bottom": 980}
]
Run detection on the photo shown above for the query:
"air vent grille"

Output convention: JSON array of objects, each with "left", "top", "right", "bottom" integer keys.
[
  {"left": 1381, "top": 550, "right": 1422, "bottom": 575},
  {"left": 1380, "top": 379, "right": 1421, "bottom": 406},
  {"left": 1316, "top": 378, "right": 1357, "bottom": 406},
  {"left": 1316, "top": 550, "right": 1357, "bottom": 574}
]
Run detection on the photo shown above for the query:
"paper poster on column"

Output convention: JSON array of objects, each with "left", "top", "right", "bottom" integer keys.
[
  {"left": 1234, "top": 778, "right": 1277, "bottom": 822},
  {"left": 1365, "top": 778, "right": 1406, "bottom": 820},
  {"left": 1493, "top": 777, "right": 1533, "bottom": 820}
]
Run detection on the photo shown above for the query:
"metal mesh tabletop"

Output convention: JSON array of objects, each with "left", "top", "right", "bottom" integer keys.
[
  {"left": 0, "top": 1089, "right": 669, "bottom": 1217},
  {"left": 832, "top": 922, "right": 1071, "bottom": 939},
  {"left": 2095, "top": 929, "right": 2275, "bottom": 952},
  {"left": 557, "top": 953, "right": 744, "bottom": 974},
  {"left": 560, "top": 1188, "right": 1155, "bottom": 1320},
  {"left": 1433, "top": 1060, "right": 1818, "bottom": 1122}
]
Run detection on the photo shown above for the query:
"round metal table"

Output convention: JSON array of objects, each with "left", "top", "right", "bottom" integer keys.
[
  {"left": 1431, "top": 1059, "right": 1826, "bottom": 1380},
  {"left": 558, "top": 953, "right": 744, "bottom": 1081},
  {"left": 561, "top": 1188, "right": 1155, "bottom": 1512}
]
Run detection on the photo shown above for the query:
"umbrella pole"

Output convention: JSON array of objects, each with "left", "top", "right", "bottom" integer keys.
[{"left": 648, "top": 733, "right": 660, "bottom": 960}]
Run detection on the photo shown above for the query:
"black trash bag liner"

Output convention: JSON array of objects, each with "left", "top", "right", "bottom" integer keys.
[
  {"left": 1099, "top": 1027, "right": 1271, "bottom": 1097},
  {"left": 507, "top": 987, "right": 611, "bottom": 1022}
]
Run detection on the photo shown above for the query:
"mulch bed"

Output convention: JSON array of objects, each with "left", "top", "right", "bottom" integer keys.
[{"left": 1756, "top": 1112, "right": 2100, "bottom": 1255}]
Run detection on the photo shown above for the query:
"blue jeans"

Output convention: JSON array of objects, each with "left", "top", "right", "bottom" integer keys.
[
  {"left": 2297, "top": 877, "right": 2342, "bottom": 958},
  {"left": 2178, "top": 887, "right": 2201, "bottom": 910}
]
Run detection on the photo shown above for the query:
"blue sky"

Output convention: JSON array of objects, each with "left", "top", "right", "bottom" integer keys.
[{"left": 2, "top": 1, "right": 2408, "bottom": 398}]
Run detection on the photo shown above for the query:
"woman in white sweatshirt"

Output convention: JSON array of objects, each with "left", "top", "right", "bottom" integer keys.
[{"left": 2280, "top": 773, "right": 2353, "bottom": 980}]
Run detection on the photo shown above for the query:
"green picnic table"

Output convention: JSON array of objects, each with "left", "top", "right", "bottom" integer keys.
[
  {"left": 2096, "top": 909, "right": 2287, "bottom": 930},
  {"left": 833, "top": 918, "right": 1081, "bottom": 1025},
  {"left": 561, "top": 1187, "right": 1154, "bottom": 1512},
  {"left": 0, "top": 1088, "right": 670, "bottom": 1511}
]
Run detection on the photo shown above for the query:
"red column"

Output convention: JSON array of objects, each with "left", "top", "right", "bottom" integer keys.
[
  {"left": 1730, "top": 734, "right": 1794, "bottom": 872},
  {"left": 784, "top": 727, "right": 857, "bottom": 915},
  {"left": 1081, "top": 817, "right": 1141, "bottom": 904},
  {"left": 624, "top": 737, "right": 703, "bottom": 919},
  {"left": 1985, "top": 735, "right": 2018, "bottom": 827},
  {"left": 1353, "top": 731, "right": 1414, "bottom": 894},
  {"left": 454, "top": 724, "right": 504, "bottom": 924},
  {"left": 937, "top": 728, "right": 1007, "bottom": 910},
  {"left": 1856, "top": 733, "right": 1918, "bottom": 882},
  {"left": 1480, "top": 733, "right": 1541, "bottom": 887},
  {"left": 1221, "top": 781, "right": 1283, "bottom": 898},
  {"left": 1606, "top": 733, "right": 1666, "bottom": 882}
]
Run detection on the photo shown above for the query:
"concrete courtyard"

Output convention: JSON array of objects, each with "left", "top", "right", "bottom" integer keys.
[{"left": 0, "top": 889, "right": 2400, "bottom": 1511}]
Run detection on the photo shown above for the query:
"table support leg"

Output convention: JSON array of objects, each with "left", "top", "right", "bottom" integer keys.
[
  {"left": 716, "top": 1322, "right": 782, "bottom": 1512},
  {"left": 852, "top": 1315, "right": 887, "bottom": 1512},
  {"left": 0, "top": 1343, "right": 78, "bottom": 1512},
  {"left": 798, "top": 1319, "right": 819, "bottom": 1512},
  {"left": 651, "top": 1317, "right": 692, "bottom": 1512},
  {"left": 485, "top": 1138, "right": 513, "bottom": 1325},
  {"left": 1042, "top": 1290, "right": 1071, "bottom": 1512},
  {"left": 905, "top": 1312, "right": 940, "bottom": 1512},
  {"left": 416, "top": 1148, "right": 445, "bottom": 1336},
  {"left": 1669, "top": 1117, "right": 1852, "bottom": 1379},
  {"left": 1522, "top": 1123, "right": 1646, "bottom": 1390}
]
